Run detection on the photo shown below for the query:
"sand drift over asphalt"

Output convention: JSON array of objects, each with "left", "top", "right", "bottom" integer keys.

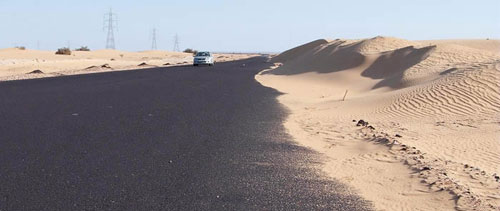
[
  {"left": 0, "top": 58, "right": 373, "bottom": 210},
  {"left": 256, "top": 36, "right": 500, "bottom": 210}
]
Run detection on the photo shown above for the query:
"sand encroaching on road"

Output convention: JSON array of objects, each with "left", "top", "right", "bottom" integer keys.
[
  {"left": 256, "top": 36, "right": 500, "bottom": 210},
  {"left": 0, "top": 48, "right": 257, "bottom": 81}
]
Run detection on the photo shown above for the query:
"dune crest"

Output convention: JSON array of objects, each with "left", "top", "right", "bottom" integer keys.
[
  {"left": 349, "top": 36, "right": 423, "bottom": 54},
  {"left": 256, "top": 36, "right": 500, "bottom": 210}
]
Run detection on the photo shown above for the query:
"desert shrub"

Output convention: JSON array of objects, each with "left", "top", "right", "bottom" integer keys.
[
  {"left": 15, "top": 46, "right": 26, "bottom": 50},
  {"left": 55, "top": 47, "right": 71, "bottom": 55},
  {"left": 75, "top": 46, "right": 90, "bottom": 51},
  {"left": 183, "top": 48, "right": 198, "bottom": 55}
]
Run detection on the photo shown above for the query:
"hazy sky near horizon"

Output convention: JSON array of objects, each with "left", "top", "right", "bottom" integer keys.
[{"left": 1, "top": 0, "right": 499, "bottom": 52}]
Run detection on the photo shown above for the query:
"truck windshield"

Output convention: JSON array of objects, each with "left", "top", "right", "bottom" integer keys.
[{"left": 196, "top": 52, "right": 210, "bottom": 57}]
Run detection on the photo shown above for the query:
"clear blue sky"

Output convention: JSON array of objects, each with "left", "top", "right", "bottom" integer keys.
[{"left": 1, "top": 0, "right": 499, "bottom": 52}]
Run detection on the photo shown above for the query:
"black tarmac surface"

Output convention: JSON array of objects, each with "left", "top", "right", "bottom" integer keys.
[{"left": 0, "top": 57, "right": 372, "bottom": 210}]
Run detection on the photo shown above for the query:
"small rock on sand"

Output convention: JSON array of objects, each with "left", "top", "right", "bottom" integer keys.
[
  {"left": 101, "top": 64, "right": 111, "bottom": 68},
  {"left": 378, "top": 138, "right": 390, "bottom": 143},
  {"left": 421, "top": 166, "right": 431, "bottom": 171},
  {"left": 356, "top": 119, "right": 369, "bottom": 127},
  {"left": 27, "top": 70, "right": 44, "bottom": 74}
]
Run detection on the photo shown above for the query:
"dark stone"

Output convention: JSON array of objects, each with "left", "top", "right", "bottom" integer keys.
[
  {"left": 378, "top": 138, "right": 389, "bottom": 143},
  {"left": 101, "top": 64, "right": 111, "bottom": 68},
  {"left": 395, "top": 134, "right": 402, "bottom": 138},
  {"left": 421, "top": 167, "right": 431, "bottom": 171},
  {"left": 138, "top": 62, "right": 148, "bottom": 66},
  {"left": 164, "top": 63, "right": 171, "bottom": 66},
  {"left": 356, "top": 120, "right": 369, "bottom": 127},
  {"left": 367, "top": 126, "right": 375, "bottom": 130}
]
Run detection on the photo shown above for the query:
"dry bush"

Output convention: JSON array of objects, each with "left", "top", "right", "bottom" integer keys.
[
  {"left": 183, "top": 48, "right": 198, "bottom": 55},
  {"left": 55, "top": 47, "right": 71, "bottom": 55},
  {"left": 75, "top": 46, "right": 90, "bottom": 51}
]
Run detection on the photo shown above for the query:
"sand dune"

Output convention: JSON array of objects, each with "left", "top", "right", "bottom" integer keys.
[{"left": 257, "top": 37, "right": 500, "bottom": 210}]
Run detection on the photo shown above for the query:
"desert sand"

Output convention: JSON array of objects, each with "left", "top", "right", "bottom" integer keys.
[
  {"left": 0, "top": 48, "right": 257, "bottom": 81},
  {"left": 256, "top": 37, "right": 500, "bottom": 210}
]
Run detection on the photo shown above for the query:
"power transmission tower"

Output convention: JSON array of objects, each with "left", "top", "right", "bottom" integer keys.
[
  {"left": 103, "top": 8, "right": 117, "bottom": 49},
  {"left": 151, "top": 28, "right": 158, "bottom": 50},
  {"left": 173, "top": 34, "right": 180, "bottom": 52}
]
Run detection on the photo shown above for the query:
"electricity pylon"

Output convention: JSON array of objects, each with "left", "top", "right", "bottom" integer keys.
[
  {"left": 151, "top": 28, "right": 158, "bottom": 50},
  {"left": 103, "top": 8, "right": 117, "bottom": 49},
  {"left": 173, "top": 34, "right": 180, "bottom": 52}
]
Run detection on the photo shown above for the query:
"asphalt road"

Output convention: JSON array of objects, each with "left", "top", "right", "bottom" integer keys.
[{"left": 0, "top": 57, "right": 371, "bottom": 210}]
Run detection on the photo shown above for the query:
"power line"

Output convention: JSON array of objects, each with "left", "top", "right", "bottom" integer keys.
[
  {"left": 173, "top": 34, "right": 180, "bottom": 52},
  {"left": 151, "top": 28, "right": 157, "bottom": 50},
  {"left": 103, "top": 8, "right": 117, "bottom": 49}
]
